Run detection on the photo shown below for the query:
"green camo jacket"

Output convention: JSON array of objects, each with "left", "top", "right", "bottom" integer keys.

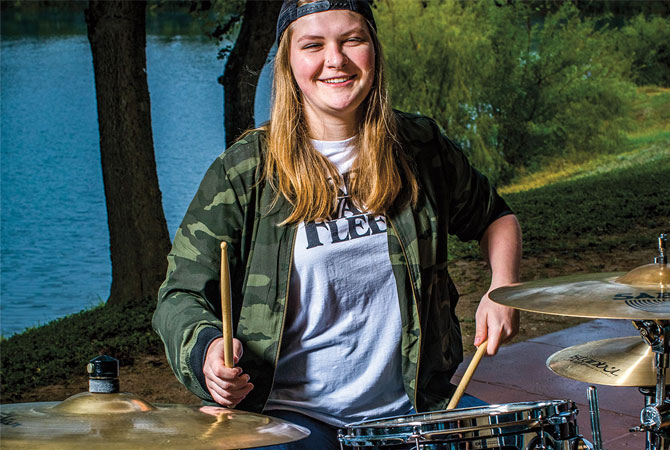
[{"left": 152, "top": 111, "right": 511, "bottom": 414}]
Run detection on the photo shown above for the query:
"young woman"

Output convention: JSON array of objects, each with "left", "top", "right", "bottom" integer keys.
[{"left": 153, "top": 1, "right": 522, "bottom": 448}]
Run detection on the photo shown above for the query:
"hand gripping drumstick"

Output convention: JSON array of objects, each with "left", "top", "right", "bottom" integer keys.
[
  {"left": 446, "top": 339, "right": 488, "bottom": 410},
  {"left": 220, "top": 242, "right": 234, "bottom": 369}
]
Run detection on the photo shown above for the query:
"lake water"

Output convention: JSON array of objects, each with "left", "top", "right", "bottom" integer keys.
[{"left": 0, "top": 26, "right": 273, "bottom": 336}]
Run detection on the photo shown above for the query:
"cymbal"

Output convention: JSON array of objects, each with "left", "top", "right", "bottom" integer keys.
[
  {"left": 489, "top": 263, "right": 670, "bottom": 320},
  {"left": 547, "top": 336, "right": 669, "bottom": 387},
  {"left": 0, "top": 392, "right": 309, "bottom": 449}
]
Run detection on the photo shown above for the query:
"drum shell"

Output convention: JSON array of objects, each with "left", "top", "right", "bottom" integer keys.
[{"left": 338, "top": 400, "right": 586, "bottom": 450}]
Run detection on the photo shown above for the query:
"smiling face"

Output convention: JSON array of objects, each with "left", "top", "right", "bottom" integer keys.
[{"left": 289, "top": 10, "right": 376, "bottom": 135}]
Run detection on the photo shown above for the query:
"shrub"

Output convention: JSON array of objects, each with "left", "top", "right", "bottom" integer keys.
[{"left": 376, "top": 0, "right": 636, "bottom": 184}]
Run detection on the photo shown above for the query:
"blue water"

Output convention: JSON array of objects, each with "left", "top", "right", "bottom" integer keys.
[{"left": 0, "top": 34, "right": 272, "bottom": 337}]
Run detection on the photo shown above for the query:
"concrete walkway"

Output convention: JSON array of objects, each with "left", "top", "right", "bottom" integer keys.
[{"left": 451, "top": 319, "right": 649, "bottom": 449}]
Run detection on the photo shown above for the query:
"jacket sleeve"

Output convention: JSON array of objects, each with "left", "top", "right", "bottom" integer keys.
[
  {"left": 152, "top": 142, "right": 255, "bottom": 402},
  {"left": 435, "top": 125, "right": 513, "bottom": 242}
]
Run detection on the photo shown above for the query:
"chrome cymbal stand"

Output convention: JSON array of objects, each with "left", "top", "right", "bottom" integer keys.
[
  {"left": 632, "top": 319, "right": 670, "bottom": 450},
  {"left": 588, "top": 386, "right": 605, "bottom": 450}
]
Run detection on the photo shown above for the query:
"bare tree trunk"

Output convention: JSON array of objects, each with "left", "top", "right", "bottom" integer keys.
[
  {"left": 85, "top": 0, "right": 170, "bottom": 306},
  {"left": 223, "top": 0, "right": 282, "bottom": 147}
]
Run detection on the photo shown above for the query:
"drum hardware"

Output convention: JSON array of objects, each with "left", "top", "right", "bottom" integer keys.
[
  {"left": 537, "top": 413, "right": 548, "bottom": 450},
  {"left": 655, "top": 234, "right": 667, "bottom": 265},
  {"left": 633, "top": 320, "right": 669, "bottom": 405},
  {"left": 632, "top": 387, "right": 670, "bottom": 450},
  {"left": 338, "top": 400, "right": 588, "bottom": 449},
  {"left": 491, "top": 233, "right": 670, "bottom": 450},
  {"left": 631, "top": 319, "right": 670, "bottom": 450},
  {"left": 410, "top": 425, "right": 422, "bottom": 449},
  {"left": 0, "top": 355, "right": 310, "bottom": 449},
  {"left": 587, "top": 386, "right": 605, "bottom": 450}
]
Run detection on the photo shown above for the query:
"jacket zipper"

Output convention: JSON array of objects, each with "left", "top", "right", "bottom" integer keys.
[
  {"left": 387, "top": 216, "right": 422, "bottom": 410},
  {"left": 261, "top": 224, "right": 298, "bottom": 412}
]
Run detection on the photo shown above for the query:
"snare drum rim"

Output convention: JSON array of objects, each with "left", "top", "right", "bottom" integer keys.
[
  {"left": 339, "top": 400, "right": 576, "bottom": 446},
  {"left": 345, "top": 400, "right": 570, "bottom": 429}
]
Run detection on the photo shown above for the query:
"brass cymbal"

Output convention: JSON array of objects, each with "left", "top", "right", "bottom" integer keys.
[
  {"left": 0, "top": 392, "right": 309, "bottom": 449},
  {"left": 489, "top": 263, "right": 670, "bottom": 320},
  {"left": 547, "top": 336, "right": 670, "bottom": 387}
]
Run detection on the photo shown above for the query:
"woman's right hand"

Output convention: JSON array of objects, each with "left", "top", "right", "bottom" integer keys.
[{"left": 203, "top": 337, "right": 254, "bottom": 407}]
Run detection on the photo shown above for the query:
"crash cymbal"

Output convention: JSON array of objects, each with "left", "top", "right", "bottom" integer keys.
[
  {"left": 489, "top": 263, "right": 670, "bottom": 320},
  {"left": 547, "top": 336, "right": 670, "bottom": 387},
  {"left": 0, "top": 392, "right": 309, "bottom": 449}
]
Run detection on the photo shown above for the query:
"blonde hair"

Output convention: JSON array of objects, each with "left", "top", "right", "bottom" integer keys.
[{"left": 263, "top": 14, "right": 418, "bottom": 224}]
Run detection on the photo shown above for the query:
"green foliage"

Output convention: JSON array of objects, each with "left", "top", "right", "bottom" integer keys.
[
  {"left": 615, "top": 15, "right": 670, "bottom": 87},
  {"left": 0, "top": 300, "right": 162, "bottom": 401},
  {"left": 376, "top": 0, "right": 500, "bottom": 179},
  {"left": 449, "top": 157, "right": 670, "bottom": 259},
  {"left": 481, "top": 2, "right": 635, "bottom": 179},
  {"left": 376, "top": 0, "right": 637, "bottom": 184}
]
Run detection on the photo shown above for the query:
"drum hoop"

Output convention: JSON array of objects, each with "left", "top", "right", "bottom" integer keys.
[{"left": 340, "top": 400, "right": 576, "bottom": 446}]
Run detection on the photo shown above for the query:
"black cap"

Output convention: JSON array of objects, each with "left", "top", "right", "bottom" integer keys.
[{"left": 276, "top": 0, "right": 377, "bottom": 44}]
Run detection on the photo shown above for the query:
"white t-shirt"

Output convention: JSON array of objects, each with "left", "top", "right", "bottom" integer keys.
[{"left": 265, "top": 137, "right": 413, "bottom": 427}]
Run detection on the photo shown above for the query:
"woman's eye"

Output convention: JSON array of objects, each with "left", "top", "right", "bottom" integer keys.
[{"left": 303, "top": 43, "right": 322, "bottom": 50}]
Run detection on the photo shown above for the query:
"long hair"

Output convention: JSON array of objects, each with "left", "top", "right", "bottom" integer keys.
[{"left": 264, "top": 14, "right": 418, "bottom": 225}]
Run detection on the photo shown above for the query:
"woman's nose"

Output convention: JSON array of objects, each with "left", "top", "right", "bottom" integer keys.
[{"left": 325, "top": 45, "right": 348, "bottom": 68}]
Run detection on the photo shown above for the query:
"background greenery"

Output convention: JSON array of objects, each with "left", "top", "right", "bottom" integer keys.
[{"left": 377, "top": 0, "right": 669, "bottom": 184}]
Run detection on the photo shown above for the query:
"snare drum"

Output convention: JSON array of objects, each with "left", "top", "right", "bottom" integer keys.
[{"left": 338, "top": 400, "right": 589, "bottom": 450}]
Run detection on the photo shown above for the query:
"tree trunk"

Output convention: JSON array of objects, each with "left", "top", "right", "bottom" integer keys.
[
  {"left": 223, "top": 0, "right": 282, "bottom": 147},
  {"left": 85, "top": 0, "right": 170, "bottom": 306}
]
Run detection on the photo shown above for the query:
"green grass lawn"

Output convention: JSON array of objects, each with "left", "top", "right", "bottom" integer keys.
[
  {"left": 500, "top": 87, "right": 670, "bottom": 195},
  {"left": 449, "top": 86, "right": 670, "bottom": 260}
]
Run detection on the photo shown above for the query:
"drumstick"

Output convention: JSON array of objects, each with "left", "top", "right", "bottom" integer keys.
[
  {"left": 220, "top": 242, "right": 234, "bottom": 369},
  {"left": 446, "top": 339, "right": 488, "bottom": 410}
]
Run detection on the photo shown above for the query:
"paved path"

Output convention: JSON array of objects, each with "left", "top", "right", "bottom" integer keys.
[{"left": 451, "top": 319, "right": 649, "bottom": 449}]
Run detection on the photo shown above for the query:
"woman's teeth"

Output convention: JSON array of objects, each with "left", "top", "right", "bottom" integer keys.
[{"left": 323, "top": 77, "right": 350, "bottom": 84}]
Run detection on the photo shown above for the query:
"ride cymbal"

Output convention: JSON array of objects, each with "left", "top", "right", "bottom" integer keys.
[
  {"left": 547, "top": 336, "right": 670, "bottom": 387},
  {"left": 489, "top": 263, "right": 670, "bottom": 320}
]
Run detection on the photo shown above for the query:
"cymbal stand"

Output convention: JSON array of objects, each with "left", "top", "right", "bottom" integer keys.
[
  {"left": 588, "top": 386, "right": 605, "bottom": 450},
  {"left": 632, "top": 320, "right": 670, "bottom": 450}
]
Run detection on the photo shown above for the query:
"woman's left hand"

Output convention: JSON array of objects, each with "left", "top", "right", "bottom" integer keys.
[{"left": 474, "top": 291, "right": 519, "bottom": 356}]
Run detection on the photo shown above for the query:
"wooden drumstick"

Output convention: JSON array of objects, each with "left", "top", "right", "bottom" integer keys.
[
  {"left": 446, "top": 339, "right": 488, "bottom": 410},
  {"left": 220, "top": 242, "right": 234, "bottom": 369}
]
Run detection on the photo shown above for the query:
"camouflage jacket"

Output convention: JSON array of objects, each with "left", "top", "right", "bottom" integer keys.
[{"left": 152, "top": 112, "right": 511, "bottom": 414}]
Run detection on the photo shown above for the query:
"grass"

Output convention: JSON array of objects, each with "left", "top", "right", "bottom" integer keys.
[
  {"left": 500, "top": 86, "right": 670, "bottom": 195},
  {"left": 446, "top": 85, "right": 670, "bottom": 260},
  {"left": 449, "top": 157, "right": 670, "bottom": 260}
]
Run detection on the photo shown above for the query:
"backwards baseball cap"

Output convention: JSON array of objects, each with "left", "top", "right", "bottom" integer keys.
[{"left": 276, "top": 0, "right": 377, "bottom": 44}]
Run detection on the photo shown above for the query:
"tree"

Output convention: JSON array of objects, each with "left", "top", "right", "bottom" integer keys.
[
  {"left": 85, "top": 0, "right": 171, "bottom": 306},
  {"left": 376, "top": 0, "right": 635, "bottom": 184},
  {"left": 221, "top": 0, "right": 282, "bottom": 147}
]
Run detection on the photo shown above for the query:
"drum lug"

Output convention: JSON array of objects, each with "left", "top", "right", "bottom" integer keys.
[
  {"left": 535, "top": 414, "right": 548, "bottom": 450},
  {"left": 410, "top": 425, "right": 423, "bottom": 450}
]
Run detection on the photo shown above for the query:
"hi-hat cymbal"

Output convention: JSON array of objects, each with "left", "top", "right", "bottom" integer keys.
[
  {"left": 0, "top": 392, "right": 309, "bottom": 449},
  {"left": 489, "top": 263, "right": 670, "bottom": 320},
  {"left": 547, "top": 336, "right": 669, "bottom": 387}
]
